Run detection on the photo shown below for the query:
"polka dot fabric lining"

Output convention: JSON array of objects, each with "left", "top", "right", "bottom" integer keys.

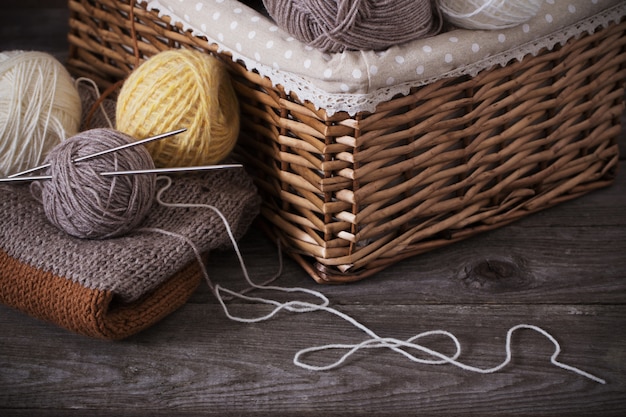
[{"left": 147, "top": 0, "right": 626, "bottom": 115}]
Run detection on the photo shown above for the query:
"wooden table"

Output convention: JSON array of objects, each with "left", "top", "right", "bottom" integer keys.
[{"left": 1, "top": 4, "right": 625, "bottom": 416}]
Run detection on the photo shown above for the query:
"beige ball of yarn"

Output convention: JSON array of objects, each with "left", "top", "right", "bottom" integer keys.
[
  {"left": 262, "top": 0, "right": 439, "bottom": 53},
  {"left": 116, "top": 49, "right": 240, "bottom": 168},
  {"left": 0, "top": 51, "right": 82, "bottom": 177},
  {"left": 436, "top": 0, "right": 544, "bottom": 30}
]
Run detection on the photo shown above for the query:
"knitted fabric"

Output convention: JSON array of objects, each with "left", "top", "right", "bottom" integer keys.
[{"left": 0, "top": 169, "right": 260, "bottom": 339}]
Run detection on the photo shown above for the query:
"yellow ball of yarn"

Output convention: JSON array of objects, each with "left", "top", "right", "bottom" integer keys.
[{"left": 115, "top": 49, "right": 240, "bottom": 168}]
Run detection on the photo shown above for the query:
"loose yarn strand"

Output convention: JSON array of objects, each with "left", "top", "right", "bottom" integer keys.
[
  {"left": 150, "top": 177, "right": 446, "bottom": 360},
  {"left": 147, "top": 176, "right": 327, "bottom": 310},
  {"left": 149, "top": 176, "right": 606, "bottom": 384},
  {"left": 75, "top": 77, "right": 115, "bottom": 129}
]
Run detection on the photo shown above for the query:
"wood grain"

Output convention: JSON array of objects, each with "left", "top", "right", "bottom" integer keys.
[
  {"left": 1, "top": 302, "right": 624, "bottom": 416},
  {"left": 0, "top": 4, "right": 625, "bottom": 417},
  {"left": 201, "top": 176, "right": 626, "bottom": 306}
]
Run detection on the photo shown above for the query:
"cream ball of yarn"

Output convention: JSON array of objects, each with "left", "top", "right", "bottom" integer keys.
[
  {"left": 436, "top": 0, "right": 544, "bottom": 30},
  {"left": 0, "top": 50, "right": 82, "bottom": 177}
]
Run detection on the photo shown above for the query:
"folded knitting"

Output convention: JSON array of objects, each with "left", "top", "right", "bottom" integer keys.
[{"left": 0, "top": 169, "right": 260, "bottom": 339}]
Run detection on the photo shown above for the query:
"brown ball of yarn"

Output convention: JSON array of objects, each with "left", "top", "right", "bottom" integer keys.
[
  {"left": 32, "top": 128, "right": 156, "bottom": 240},
  {"left": 262, "top": 0, "right": 439, "bottom": 53}
]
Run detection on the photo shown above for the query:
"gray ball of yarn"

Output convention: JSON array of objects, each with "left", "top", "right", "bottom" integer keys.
[
  {"left": 262, "top": 0, "right": 439, "bottom": 53},
  {"left": 32, "top": 128, "right": 156, "bottom": 240}
]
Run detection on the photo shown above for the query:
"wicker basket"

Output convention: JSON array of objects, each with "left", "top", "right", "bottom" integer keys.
[{"left": 67, "top": 0, "right": 626, "bottom": 283}]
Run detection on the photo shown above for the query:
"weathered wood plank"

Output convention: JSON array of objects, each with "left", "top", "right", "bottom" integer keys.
[
  {"left": 0, "top": 303, "right": 624, "bottom": 416},
  {"left": 1, "top": 4, "right": 625, "bottom": 417},
  {"left": 202, "top": 225, "right": 626, "bottom": 305},
  {"left": 1, "top": 162, "right": 622, "bottom": 416}
]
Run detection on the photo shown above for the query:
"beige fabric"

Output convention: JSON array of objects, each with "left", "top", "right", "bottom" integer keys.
[{"left": 148, "top": 0, "right": 626, "bottom": 114}]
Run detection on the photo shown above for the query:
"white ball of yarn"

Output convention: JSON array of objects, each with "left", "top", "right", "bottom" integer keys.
[
  {"left": 0, "top": 51, "right": 82, "bottom": 177},
  {"left": 436, "top": 0, "right": 544, "bottom": 30}
]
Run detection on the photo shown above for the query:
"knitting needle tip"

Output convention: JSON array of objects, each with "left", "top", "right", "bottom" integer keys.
[
  {"left": 0, "top": 175, "right": 51, "bottom": 183},
  {"left": 6, "top": 128, "right": 188, "bottom": 178},
  {"left": 77, "top": 128, "right": 188, "bottom": 163}
]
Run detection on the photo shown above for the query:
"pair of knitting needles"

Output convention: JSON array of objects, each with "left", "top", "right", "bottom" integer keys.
[{"left": 1, "top": 128, "right": 242, "bottom": 183}]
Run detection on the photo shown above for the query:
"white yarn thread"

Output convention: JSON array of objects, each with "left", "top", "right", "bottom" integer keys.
[
  {"left": 149, "top": 176, "right": 606, "bottom": 384},
  {"left": 0, "top": 51, "right": 82, "bottom": 177},
  {"left": 436, "top": 0, "right": 544, "bottom": 30},
  {"left": 74, "top": 77, "right": 115, "bottom": 129}
]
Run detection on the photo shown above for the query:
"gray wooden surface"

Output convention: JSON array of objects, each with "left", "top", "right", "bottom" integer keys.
[{"left": 1, "top": 4, "right": 625, "bottom": 416}]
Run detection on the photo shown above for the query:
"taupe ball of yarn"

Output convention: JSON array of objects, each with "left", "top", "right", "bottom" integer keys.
[
  {"left": 32, "top": 128, "right": 156, "bottom": 239},
  {"left": 262, "top": 0, "right": 439, "bottom": 53}
]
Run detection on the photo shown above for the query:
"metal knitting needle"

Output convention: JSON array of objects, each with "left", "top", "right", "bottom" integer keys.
[
  {"left": 7, "top": 128, "right": 188, "bottom": 178},
  {"left": 99, "top": 164, "right": 243, "bottom": 176},
  {"left": 0, "top": 175, "right": 51, "bottom": 183},
  {"left": 0, "top": 164, "right": 243, "bottom": 183}
]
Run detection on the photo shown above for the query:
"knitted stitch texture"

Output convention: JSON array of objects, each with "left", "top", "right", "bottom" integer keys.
[{"left": 0, "top": 169, "right": 260, "bottom": 339}]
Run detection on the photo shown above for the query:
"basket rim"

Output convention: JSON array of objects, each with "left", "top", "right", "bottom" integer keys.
[{"left": 139, "top": 0, "right": 626, "bottom": 115}]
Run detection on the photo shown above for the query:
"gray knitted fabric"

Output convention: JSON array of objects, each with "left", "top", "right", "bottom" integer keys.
[{"left": 0, "top": 169, "right": 260, "bottom": 303}]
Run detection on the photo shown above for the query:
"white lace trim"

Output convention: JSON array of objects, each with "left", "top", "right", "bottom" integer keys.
[
  {"left": 146, "top": 1, "right": 625, "bottom": 116},
  {"left": 365, "top": 4, "right": 626, "bottom": 114}
]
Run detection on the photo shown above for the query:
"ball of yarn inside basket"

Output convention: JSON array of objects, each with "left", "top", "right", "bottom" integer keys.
[
  {"left": 436, "top": 0, "right": 544, "bottom": 30},
  {"left": 32, "top": 128, "right": 156, "bottom": 240},
  {"left": 116, "top": 49, "right": 240, "bottom": 168},
  {"left": 262, "top": 0, "right": 439, "bottom": 53},
  {"left": 0, "top": 50, "right": 82, "bottom": 177}
]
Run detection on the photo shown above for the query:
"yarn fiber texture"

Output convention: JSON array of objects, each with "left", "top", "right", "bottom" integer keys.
[
  {"left": 262, "top": 0, "right": 440, "bottom": 53},
  {"left": 2, "top": 168, "right": 260, "bottom": 302},
  {"left": 32, "top": 128, "right": 156, "bottom": 240},
  {"left": 1, "top": 167, "right": 261, "bottom": 337},
  {"left": 76, "top": 78, "right": 116, "bottom": 131},
  {"left": 116, "top": 49, "right": 240, "bottom": 168},
  {"left": 0, "top": 51, "right": 82, "bottom": 177},
  {"left": 436, "top": 0, "right": 544, "bottom": 30}
]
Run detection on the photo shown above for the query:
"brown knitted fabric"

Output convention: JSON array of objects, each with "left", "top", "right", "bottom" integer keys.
[
  {"left": 0, "top": 249, "right": 200, "bottom": 339},
  {"left": 0, "top": 169, "right": 260, "bottom": 339}
]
